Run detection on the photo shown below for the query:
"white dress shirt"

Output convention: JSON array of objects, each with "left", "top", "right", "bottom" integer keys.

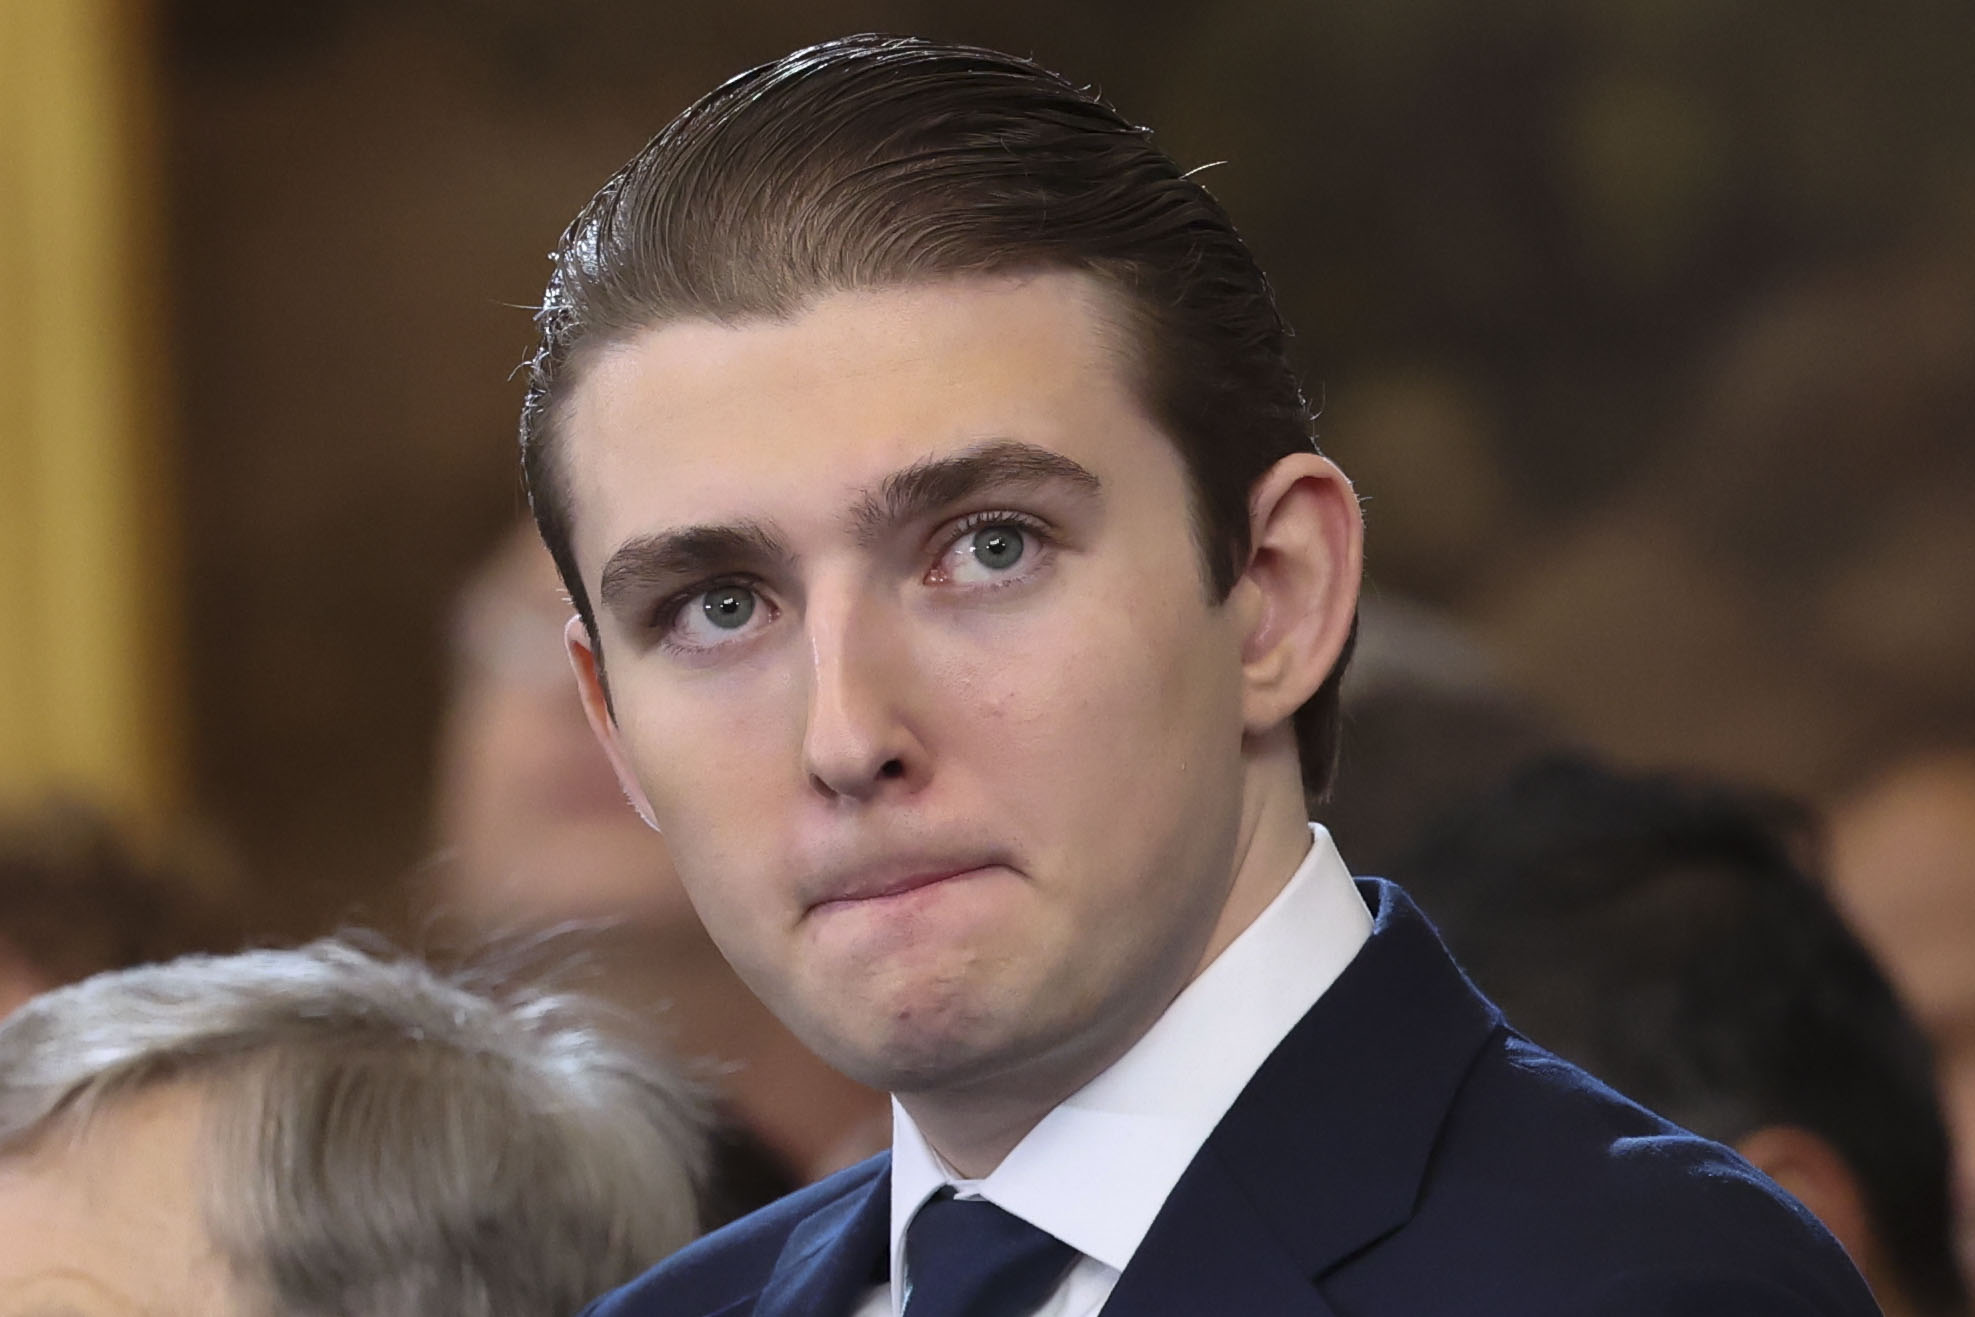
[{"left": 853, "top": 823, "right": 1371, "bottom": 1317}]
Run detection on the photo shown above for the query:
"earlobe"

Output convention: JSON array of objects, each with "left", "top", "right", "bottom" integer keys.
[
  {"left": 1236, "top": 453, "right": 1363, "bottom": 734},
  {"left": 565, "top": 615, "right": 662, "bottom": 831}
]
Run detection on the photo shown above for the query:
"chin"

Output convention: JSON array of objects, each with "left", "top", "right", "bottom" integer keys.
[
  {"left": 811, "top": 1001, "right": 1028, "bottom": 1095},
  {"left": 884, "top": 1014, "right": 1096, "bottom": 1101}
]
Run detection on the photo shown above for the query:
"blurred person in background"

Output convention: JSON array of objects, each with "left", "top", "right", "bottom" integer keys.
[
  {"left": 434, "top": 521, "right": 699, "bottom": 931},
  {"left": 0, "top": 937, "right": 707, "bottom": 1316},
  {"left": 428, "top": 519, "right": 887, "bottom": 1208},
  {"left": 1396, "top": 757, "right": 1970, "bottom": 1317},
  {"left": 0, "top": 798, "right": 245, "bottom": 1018},
  {"left": 1831, "top": 751, "right": 1975, "bottom": 1284}
]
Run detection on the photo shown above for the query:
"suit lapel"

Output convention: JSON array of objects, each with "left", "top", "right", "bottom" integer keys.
[
  {"left": 1102, "top": 1146, "right": 1342, "bottom": 1317},
  {"left": 1105, "top": 880, "right": 1502, "bottom": 1313},
  {"left": 750, "top": 1160, "right": 892, "bottom": 1317}
]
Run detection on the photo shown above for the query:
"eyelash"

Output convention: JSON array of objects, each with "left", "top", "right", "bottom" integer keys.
[
  {"left": 649, "top": 574, "right": 764, "bottom": 639},
  {"left": 646, "top": 508, "right": 1057, "bottom": 646},
  {"left": 925, "top": 509, "right": 1058, "bottom": 587},
  {"left": 937, "top": 509, "right": 1051, "bottom": 554}
]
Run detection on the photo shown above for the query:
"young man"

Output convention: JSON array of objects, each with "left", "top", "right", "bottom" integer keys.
[{"left": 521, "top": 35, "right": 1880, "bottom": 1317}]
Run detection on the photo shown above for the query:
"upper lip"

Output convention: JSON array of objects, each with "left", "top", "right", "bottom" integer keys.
[{"left": 804, "top": 853, "right": 1006, "bottom": 910}]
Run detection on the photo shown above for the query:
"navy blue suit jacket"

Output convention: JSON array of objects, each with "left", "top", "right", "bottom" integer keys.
[{"left": 586, "top": 879, "right": 1880, "bottom": 1316}]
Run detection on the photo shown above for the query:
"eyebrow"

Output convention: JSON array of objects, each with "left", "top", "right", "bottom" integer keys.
[
  {"left": 850, "top": 440, "right": 1102, "bottom": 546},
  {"left": 598, "top": 520, "right": 789, "bottom": 614},
  {"left": 594, "top": 440, "right": 1103, "bottom": 613}
]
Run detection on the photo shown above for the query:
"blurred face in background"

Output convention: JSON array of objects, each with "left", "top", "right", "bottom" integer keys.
[
  {"left": 1830, "top": 753, "right": 1975, "bottom": 1281},
  {"left": 432, "top": 525, "right": 696, "bottom": 935}
]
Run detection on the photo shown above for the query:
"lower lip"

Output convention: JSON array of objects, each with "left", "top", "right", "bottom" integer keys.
[{"left": 812, "top": 866, "right": 997, "bottom": 915}]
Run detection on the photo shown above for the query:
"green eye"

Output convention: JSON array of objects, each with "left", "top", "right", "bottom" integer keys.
[
  {"left": 970, "top": 525, "right": 1025, "bottom": 571},
  {"left": 702, "top": 586, "right": 756, "bottom": 629}
]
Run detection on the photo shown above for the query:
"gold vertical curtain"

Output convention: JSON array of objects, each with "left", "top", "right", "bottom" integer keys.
[{"left": 0, "top": 0, "right": 182, "bottom": 826}]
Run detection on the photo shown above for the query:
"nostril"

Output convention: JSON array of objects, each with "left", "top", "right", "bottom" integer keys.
[{"left": 879, "top": 758, "right": 906, "bottom": 780}]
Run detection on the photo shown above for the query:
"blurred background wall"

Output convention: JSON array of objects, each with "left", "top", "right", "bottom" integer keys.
[{"left": 1, "top": 0, "right": 1971, "bottom": 938}]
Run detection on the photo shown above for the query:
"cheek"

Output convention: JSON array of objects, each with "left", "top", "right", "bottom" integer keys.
[
  {"left": 612, "top": 673, "right": 804, "bottom": 908},
  {"left": 621, "top": 658, "right": 799, "bottom": 806},
  {"left": 939, "top": 568, "right": 1239, "bottom": 801}
]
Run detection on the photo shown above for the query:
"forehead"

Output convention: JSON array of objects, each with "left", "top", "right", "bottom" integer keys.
[
  {"left": 557, "top": 271, "right": 1165, "bottom": 561},
  {"left": 0, "top": 1083, "right": 243, "bottom": 1316}
]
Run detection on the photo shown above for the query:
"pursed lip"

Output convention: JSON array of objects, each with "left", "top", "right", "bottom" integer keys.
[{"left": 804, "top": 855, "right": 1006, "bottom": 913}]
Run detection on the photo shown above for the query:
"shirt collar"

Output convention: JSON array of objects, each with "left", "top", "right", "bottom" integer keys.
[{"left": 887, "top": 824, "right": 1370, "bottom": 1292}]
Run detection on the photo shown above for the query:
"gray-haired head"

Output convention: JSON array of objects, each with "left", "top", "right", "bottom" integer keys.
[{"left": 0, "top": 937, "right": 707, "bottom": 1317}]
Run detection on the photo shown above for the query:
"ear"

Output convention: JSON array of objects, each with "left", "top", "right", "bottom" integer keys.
[
  {"left": 1734, "top": 1125, "right": 1878, "bottom": 1274},
  {"left": 1232, "top": 452, "right": 1363, "bottom": 735},
  {"left": 565, "top": 615, "right": 661, "bottom": 831}
]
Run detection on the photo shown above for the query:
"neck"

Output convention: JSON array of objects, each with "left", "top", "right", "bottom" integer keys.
[
  {"left": 901, "top": 759, "right": 1316, "bottom": 1179},
  {"left": 901, "top": 1089, "right": 1070, "bottom": 1180}
]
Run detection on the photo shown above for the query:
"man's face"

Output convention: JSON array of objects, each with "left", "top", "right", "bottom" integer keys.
[
  {"left": 561, "top": 272, "right": 1266, "bottom": 1102},
  {"left": 0, "top": 1083, "right": 249, "bottom": 1316}
]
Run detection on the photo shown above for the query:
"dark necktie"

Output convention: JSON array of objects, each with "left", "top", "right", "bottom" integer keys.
[{"left": 902, "top": 1188, "right": 1079, "bottom": 1317}]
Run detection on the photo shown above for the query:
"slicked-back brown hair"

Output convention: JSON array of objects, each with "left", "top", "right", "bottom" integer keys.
[{"left": 519, "top": 34, "right": 1355, "bottom": 797}]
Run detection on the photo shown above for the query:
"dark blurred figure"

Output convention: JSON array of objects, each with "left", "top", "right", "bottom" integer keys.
[
  {"left": 424, "top": 522, "right": 887, "bottom": 1212},
  {"left": 1316, "top": 595, "right": 1565, "bottom": 875},
  {"left": 1397, "top": 758, "right": 1969, "bottom": 1317},
  {"left": 1831, "top": 751, "right": 1975, "bottom": 1283},
  {"left": 0, "top": 797, "right": 245, "bottom": 1017}
]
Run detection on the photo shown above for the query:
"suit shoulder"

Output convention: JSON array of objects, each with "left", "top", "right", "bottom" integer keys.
[
  {"left": 1565, "top": 1263, "right": 1880, "bottom": 1317},
  {"left": 1356, "top": 1033, "right": 1878, "bottom": 1314},
  {"left": 584, "top": 1155, "right": 890, "bottom": 1317}
]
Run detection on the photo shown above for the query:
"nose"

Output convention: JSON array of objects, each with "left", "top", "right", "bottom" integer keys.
[{"left": 801, "top": 589, "right": 927, "bottom": 801}]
